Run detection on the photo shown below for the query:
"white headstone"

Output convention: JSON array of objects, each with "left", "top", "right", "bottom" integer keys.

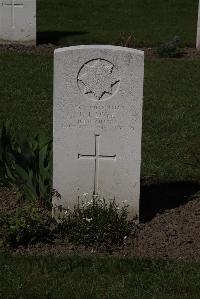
[
  {"left": 53, "top": 45, "right": 144, "bottom": 219},
  {"left": 0, "top": 0, "right": 36, "bottom": 44},
  {"left": 197, "top": 0, "right": 200, "bottom": 49}
]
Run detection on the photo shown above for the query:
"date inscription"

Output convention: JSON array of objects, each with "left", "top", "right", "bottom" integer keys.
[{"left": 61, "top": 103, "right": 137, "bottom": 130}]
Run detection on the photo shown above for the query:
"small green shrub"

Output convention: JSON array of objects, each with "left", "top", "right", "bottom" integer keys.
[
  {"left": 57, "top": 195, "right": 131, "bottom": 250},
  {"left": 157, "top": 36, "right": 182, "bottom": 58},
  {"left": 119, "top": 32, "right": 136, "bottom": 48},
  {"left": 0, "top": 195, "right": 132, "bottom": 250},
  {"left": 0, "top": 202, "right": 56, "bottom": 247},
  {"left": 0, "top": 123, "right": 52, "bottom": 206}
]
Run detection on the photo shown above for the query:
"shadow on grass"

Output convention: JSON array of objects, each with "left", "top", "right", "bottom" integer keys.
[
  {"left": 140, "top": 180, "right": 200, "bottom": 223},
  {"left": 37, "top": 31, "right": 88, "bottom": 45}
]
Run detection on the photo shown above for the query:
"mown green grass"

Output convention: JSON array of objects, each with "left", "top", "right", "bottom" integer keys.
[
  {"left": 143, "top": 59, "right": 200, "bottom": 181},
  {"left": 0, "top": 53, "right": 199, "bottom": 181},
  {"left": 0, "top": 253, "right": 200, "bottom": 299},
  {"left": 0, "top": 53, "right": 53, "bottom": 136},
  {"left": 37, "top": 0, "right": 199, "bottom": 46},
  {"left": 1, "top": 2, "right": 200, "bottom": 297}
]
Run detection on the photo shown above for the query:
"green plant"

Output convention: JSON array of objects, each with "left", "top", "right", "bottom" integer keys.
[
  {"left": 0, "top": 202, "right": 56, "bottom": 247},
  {"left": 57, "top": 194, "right": 131, "bottom": 250},
  {"left": 0, "top": 194, "right": 132, "bottom": 250},
  {"left": 157, "top": 35, "right": 182, "bottom": 58},
  {"left": 0, "top": 123, "right": 52, "bottom": 205},
  {"left": 119, "top": 32, "right": 136, "bottom": 48}
]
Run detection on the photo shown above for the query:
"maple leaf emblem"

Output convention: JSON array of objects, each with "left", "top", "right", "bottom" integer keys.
[{"left": 78, "top": 59, "right": 120, "bottom": 100}]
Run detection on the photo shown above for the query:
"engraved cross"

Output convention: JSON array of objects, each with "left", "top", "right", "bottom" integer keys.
[
  {"left": 2, "top": 0, "right": 24, "bottom": 29},
  {"left": 78, "top": 134, "right": 116, "bottom": 196}
]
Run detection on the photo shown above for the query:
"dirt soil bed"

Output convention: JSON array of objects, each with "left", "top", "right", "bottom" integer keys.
[
  {"left": 1, "top": 44, "right": 200, "bottom": 60},
  {"left": 0, "top": 184, "right": 200, "bottom": 261}
]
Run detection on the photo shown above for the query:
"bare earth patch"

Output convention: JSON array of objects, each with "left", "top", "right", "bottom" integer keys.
[
  {"left": 0, "top": 44, "right": 200, "bottom": 60},
  {"left": 120, "top": 194, "right": 200, "bottom": 261}
]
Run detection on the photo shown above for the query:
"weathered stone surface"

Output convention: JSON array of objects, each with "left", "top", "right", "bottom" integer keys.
[
  {"left": 0, "top": 0, "right": 36, "bottom": 44},
  {"left": 197, "top": 0, "right": 200, "bottom": 49},
  {"left": 53, "top": 45, "right": 144, "bottom": 219}
]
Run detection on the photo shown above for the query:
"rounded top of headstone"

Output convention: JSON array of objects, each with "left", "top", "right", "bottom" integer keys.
[{"left": 54, "top": 45, "right": 144, "bottom": 57}]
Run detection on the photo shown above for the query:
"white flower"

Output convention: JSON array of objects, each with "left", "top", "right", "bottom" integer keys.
[
  {"left": 85, "top": 200, "right": 92, "bottom": 207},
  {"left": 83, "top": 192, "right": 88, "bottom": 197},
  {"left": 124, "top": 236, "right": 127, "bottom": 240},
  {"left": 86, "top": 217, "right": 93, "bottom": 222},
  {"left": 83, "top": 217, "right": 93, "bottom": 223}
]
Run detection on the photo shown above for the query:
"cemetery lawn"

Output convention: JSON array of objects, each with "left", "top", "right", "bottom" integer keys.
[
  {"left": 0, "top": 52, "right": 199, "bottom": 182},
  {"left": 0, "top": 253, "right": 200, "bottom": 299},
  {"left": 37, "top": 0, "right": 199, "bottom": 47}
]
